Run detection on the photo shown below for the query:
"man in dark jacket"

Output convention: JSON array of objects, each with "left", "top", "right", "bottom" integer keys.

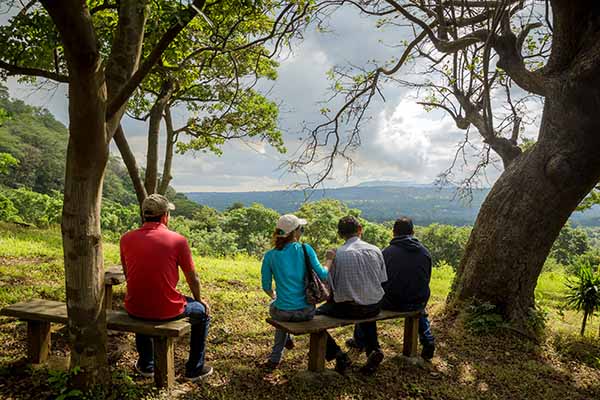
[{"left": 348, "top": 216, "right": 435, "bottom": 360}]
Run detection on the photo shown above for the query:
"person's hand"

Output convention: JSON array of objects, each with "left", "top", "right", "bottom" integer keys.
[
  {"left": 325, "top": 249, "right": 336, "bottom": 261},
  {"left": 200, "top": 299, "right": 211, "bottom": 317}
]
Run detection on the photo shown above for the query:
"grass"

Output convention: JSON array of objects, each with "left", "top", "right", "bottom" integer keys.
[{"left": 0, "top": 223, "right": 599, "bottom": 399}]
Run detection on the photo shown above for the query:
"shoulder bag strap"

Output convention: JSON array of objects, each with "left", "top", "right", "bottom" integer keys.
[{"left": 301, "top": 243, "right": 312, "bottom": 274}]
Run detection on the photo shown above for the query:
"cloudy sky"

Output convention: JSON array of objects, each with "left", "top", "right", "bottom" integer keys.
[{"left": 5, "top": 6, "right": 541, "bottom": 193}]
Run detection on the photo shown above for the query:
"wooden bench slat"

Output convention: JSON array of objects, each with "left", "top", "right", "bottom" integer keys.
[
  {"left": 266, "top": 309, "right": 421, "bottom": 335},
  {"left": 108, "top": 312, "right": 190, "bottom": 337},
  {"left": 1, "top": 300, "right": 190, "bottom": 337}
]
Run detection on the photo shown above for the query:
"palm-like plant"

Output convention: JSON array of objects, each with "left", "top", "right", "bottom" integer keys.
[{"left": 566, "top": 261, "right": 600, "bottom": 336}]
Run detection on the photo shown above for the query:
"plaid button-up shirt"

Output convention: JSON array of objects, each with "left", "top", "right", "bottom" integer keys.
[{"left": 328, "top": 236, "right": 387, "bottom": 305}]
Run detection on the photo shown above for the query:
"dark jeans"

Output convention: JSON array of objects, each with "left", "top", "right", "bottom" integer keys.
[
  {"left": 269, "top": 303, "right": 315, "bottom": 363},
  {"left": 316, "top": 301, "right": 381, "bottom": 360},
  {"left": 354, "top": 302, "right": 434, "bottom": 348},
  {"left": 135, "top": 296, "right": 210, "bottom": 376}
]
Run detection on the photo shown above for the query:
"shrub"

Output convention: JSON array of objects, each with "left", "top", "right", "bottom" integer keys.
[
  {"left": 566, "top": 261, "right": 600, "bottom": 336},
  {"left": 415, "top": 224, "right": 470, "bottom": 269},
  {"left": 464, "top": 300, "right": 507, "bottom": 335}
]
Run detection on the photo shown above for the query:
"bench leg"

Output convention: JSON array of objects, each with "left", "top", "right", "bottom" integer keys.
[
  {"left": 104, "top": 284, "right": 113, "bottom": 311},
  {"left": 402, "top": 316, "right": 419, "bottom": 358},
  {"left": 308, "top": 331, "right": 327, "bottom": 372},
  {"left": 154, "top": 337, "right": 175, "bottom": 388},
  {"left": 27, "top": 321, "right": 51, "bottom": 364}
]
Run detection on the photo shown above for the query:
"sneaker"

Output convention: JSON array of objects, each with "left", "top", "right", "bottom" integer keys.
[
  {"left": 135, "top": 362, "right": 154, "bottom": 378},
  {"left": 345, "top": 337, "right": 365, "bottom": 351},
  {"left": 421, "top": 343, "right": 435, "bottom": 361},
  {"left": 360, "top": 349, "right": 384, "bottom": 374},
  {"left": 284, "top": 337, "right": 295, "bottom": 350},
  {"left": 261, "top": 360, "right": 280, "bottom": 371},
  {"left": 184, "top": 365, "right": 214, "bottom": 382},
  {"left": 334, "top": 352, "right": 352, "bottom": 374}
]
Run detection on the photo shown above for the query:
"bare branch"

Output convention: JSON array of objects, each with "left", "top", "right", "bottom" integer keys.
[{"left": 0, "top": 60, "right": 69, "bottom": 83}]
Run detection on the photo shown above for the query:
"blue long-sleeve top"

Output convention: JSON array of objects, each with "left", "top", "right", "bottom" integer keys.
[{"left": 261, "top": 242, "right": 328, "bottom": 311}]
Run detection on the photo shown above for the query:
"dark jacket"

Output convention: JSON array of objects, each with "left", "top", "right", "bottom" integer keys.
[{"left": 381, "top": 235, "right": 432, "bottom": 308}]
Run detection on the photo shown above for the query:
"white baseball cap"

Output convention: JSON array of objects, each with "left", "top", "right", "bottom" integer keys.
[{"left": 276, "top": 214, "right": 307, "bottom": 236}]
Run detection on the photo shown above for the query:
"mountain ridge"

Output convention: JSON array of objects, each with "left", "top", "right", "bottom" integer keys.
[{"left": 186, "top": 184, "right": 600, "bottom": 226}]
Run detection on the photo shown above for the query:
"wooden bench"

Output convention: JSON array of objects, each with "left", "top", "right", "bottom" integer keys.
[
  {"left": 104, "top": 266, "right": 125, "bottom": 310},
  {"left": 0, "top": 299, "right": 190, "bottom": 388},
  {"left": 267, "top": 309, "right": 422, "bottom": 372}
]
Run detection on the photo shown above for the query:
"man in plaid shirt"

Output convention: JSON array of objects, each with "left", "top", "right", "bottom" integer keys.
[{"left": 316, "top": 216, "right": 388, "bottom": 374}]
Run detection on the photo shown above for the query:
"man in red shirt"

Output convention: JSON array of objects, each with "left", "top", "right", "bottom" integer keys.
[{"left": 120, "top": 194, "right": 212, "bottom": 381}]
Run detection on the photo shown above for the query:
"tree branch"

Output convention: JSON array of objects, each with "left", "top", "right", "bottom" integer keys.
[
  {"left": 0, "top": 60, "right": 69, "bottom": 83},
  {"left": 106, "top": 0, "right": 207, "bottom": 120}
]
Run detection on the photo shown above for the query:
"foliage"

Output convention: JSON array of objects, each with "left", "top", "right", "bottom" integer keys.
[
  {"left": 566, "top": 261, "right": 600, "bottom": 336},
  {"left": 221, "top": 203, "right": 279, "bottom": 257},
  {"left": 416, "top": 224, "right": 471, "bottom": 269},
  {"left": 577, "top": 186, "right": 600, "bottom": 212},
  {"left": 100, "top": 200, "right": 139, "bottom": 241},
  {"left": 296, "top": 199, "right": 361, "bottom": 256},
  {"left": 0, "top": 152, "right": 17, "bottom": 175},
  {"left": 167, "top": 191, "right": 202, "bottom": 219},
  {"left": 464, "top": 300, "right": 507, "bottom": 335},
  {"left": 47, "top": 366, "right": 82, "bottom": 400},
  {"left": 1, "top": 187, "right": 62, "bottom": 227},
  {"left": 0, "top": 192, "right": 19, "bottom": 223},
  {"left": 360, "top": 219, "right": 392, "bottom": 250},
  {"left": 551, "top": 222, "right": 590, "bottom": 266}
]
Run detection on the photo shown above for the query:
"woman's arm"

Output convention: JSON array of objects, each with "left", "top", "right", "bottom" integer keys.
[
  {"left": 261, "top": 254, "right": 275, "bottom": 299},
  {"left": 306, "top": 244, "right": 330, "bottom": 280}
]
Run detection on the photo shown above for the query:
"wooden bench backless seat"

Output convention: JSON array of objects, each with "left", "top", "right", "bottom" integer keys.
[
  {"left": 0, "top": 299, "right": 190, "bottom": 388},
  {"left": 267, "top": 309, "right": 422, "bottom": 372}
]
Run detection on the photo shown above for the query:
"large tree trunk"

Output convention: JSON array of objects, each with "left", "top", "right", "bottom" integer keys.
[
  {"left": 452, "top": 2, "right": 600, "bottom": 326},
  {"left": 41, "top": 1, "right": 111, "bottom": 386}
]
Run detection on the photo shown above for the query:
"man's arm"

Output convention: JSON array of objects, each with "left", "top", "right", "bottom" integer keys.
[
  {"left": 119, "top": 240, "right": 128, "bottom": 279},
  {"left": 184, "top": 269, "right": 210, "bottom": 316}
]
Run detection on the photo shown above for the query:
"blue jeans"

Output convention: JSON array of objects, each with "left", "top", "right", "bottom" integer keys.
[
  {"left": 269, "top": 302, "right": 315, "bottom": 363},
  {"left": 135, "top": 297, "right": 210, "bottom": 376},
  {"left": 353, "top": 302, "right": 434, "bottom": 348}
]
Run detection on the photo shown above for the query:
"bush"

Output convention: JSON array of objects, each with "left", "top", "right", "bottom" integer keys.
[
  {"left": 0, "top": 192, "right": 20, "bottom": 223},
  {"left": 415, "top": 224, "right": 471, "bottom": 269},
  {"left": 464, "top": 301, "right": 507, "bottom": 335},
  {"left": 566, "top": 260, "right": 600, "bottom": 336},
  {"left": 1, "top": 187, "right": 62, "bottom": 227},
  {"left": 551, "top": 222, "right": 590, "bottom": 266},
  {"left": 296, "top": 199, "right": 361, "bottom": 256},
  {"left": 221, "top": 203, "right": 279, "bottom": 257},
  {"left": 190, "top": 228, "right": 239, "bottom": 258}
]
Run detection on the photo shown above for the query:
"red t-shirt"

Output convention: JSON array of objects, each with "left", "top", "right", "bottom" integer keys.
[{"left": 120, "top": 222, "right": 195, "bottom": 320}]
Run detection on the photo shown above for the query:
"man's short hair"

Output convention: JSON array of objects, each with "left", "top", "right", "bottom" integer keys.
[
  {"left": 143, "top": 215, "right": 163, "bottom": 223},
  {"left": 393, "top": 216, "right": 414, "bottom": 236},
  {"left": 338, "top": 215, "right": 362, "bottom": 238}
]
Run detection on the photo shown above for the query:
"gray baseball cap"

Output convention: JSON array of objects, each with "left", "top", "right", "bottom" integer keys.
[{"left": 142, "top": 194, "right": 176, "bottom": 217}]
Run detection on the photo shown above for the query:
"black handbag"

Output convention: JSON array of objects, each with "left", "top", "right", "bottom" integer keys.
[{"left": 302, "top": 244, "right": 331, "bottom": 304}]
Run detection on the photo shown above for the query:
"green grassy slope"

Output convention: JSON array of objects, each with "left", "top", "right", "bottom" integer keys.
[{"left": 0, "top": 223, "right": 599, "bottom": 400}]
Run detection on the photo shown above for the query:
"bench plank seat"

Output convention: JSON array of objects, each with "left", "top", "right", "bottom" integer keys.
[
  {"left": 267, "top": 309, "right": 420, "bottom": 335},
  {"left": 266, "top": 309, "right": 422, "bottom": 373},
  {"left": 1, "top": 299, "right": 191, "bottom": 388},
  {"left": 1, "top": 299, "right": 190, "bottom": 337}
]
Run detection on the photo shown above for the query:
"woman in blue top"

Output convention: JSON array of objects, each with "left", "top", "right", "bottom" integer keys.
[{"left": 261, "top": 214, "right": 331, "bottom": 369}]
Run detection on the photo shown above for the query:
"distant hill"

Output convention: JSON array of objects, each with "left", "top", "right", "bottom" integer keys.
[{"left": 187, "top": 184, "right": 600, "bottom": 226}]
